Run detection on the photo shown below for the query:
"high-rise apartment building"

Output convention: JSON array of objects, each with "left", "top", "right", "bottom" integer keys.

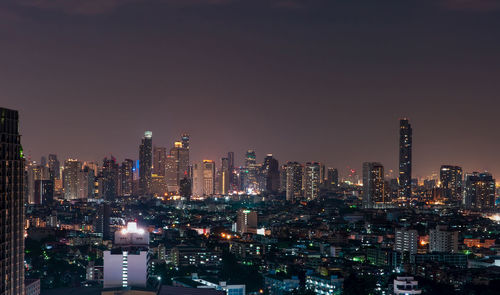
[
  {"left": 394, "top": 228, "right": 418, "bottom": 255},
  {"left": 362, "top": 162, "right": 385, "bottom": 208},
  {"left": 63, "top": 159, "right": 83, "bottom": 200},
  {"left": 439, "top": 165, "right": 463, "bottom": 205},
  {"left": 429, "top": 225, "right": 459, "bottom": 253},
  {"left": 399, "top": 118, "right": 412, "bottom": 200},
  {"left": 237, "top": 209, "right": 258, "bottom": 234},
  {"left": 0, "top": 107, "right": 25, "bottom": 295},
  {"left": 464, "top": 172, "right": 495, "bottom": 209},
  {"left": 139, "top": 131, "right": 153, "bottom": 195},
  {"left": 286, "top": 162, "right": 303, "bottom": 201},
  {"left": 304, "top": 162, "right": 321, "bottom": 200}
]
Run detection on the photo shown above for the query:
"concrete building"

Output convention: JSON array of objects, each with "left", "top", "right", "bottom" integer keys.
[
  {"left": 103, "top": 222, "right": 150, "bottom": 289},
  {"left": 429, "top": 225, "right": 458, "bottom": 253},
  {"left": 394, "top": 228, "right": 418, "bottom": 255}
]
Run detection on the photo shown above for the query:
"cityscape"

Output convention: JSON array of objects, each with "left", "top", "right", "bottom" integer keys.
[{"left": 2, "top": 1, "right": 500, "bottom": 295}]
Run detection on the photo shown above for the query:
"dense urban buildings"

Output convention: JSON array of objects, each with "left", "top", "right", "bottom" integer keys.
[{"left": 4, "top": 108, "right": 500, "bottom": 295}]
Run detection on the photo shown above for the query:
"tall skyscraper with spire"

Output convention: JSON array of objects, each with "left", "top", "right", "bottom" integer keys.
[
  {"left": 399, "top": 118, "right": 412, "bottom": 200},
  {"left": 139, "top": 131, "right": 153, "bottom": 195},
  {"left": 0, "top": 107, "right": 25, "bottom": 295}
]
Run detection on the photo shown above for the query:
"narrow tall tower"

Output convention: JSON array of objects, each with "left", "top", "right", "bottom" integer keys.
[
  {"left": 0, "top": 107, "right": 25, "bottom": 295},
  {"left": 139, "top": 131, "right": 153, "bottom": 195},
  {"left": 399, "top": 118, "right": 412, "bottom": 200}
]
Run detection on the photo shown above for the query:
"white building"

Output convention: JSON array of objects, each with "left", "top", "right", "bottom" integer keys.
[
  {"left": 393, "top": 277, "right": 422, "bottom": 295},
  {"left": 103, "top": 222, "right": 150, "bottom": 288},
  {"left": 394, "top": 228, "right": 418, "bottom": 254}
]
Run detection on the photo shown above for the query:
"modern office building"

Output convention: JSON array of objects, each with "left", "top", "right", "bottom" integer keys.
[
  {"left": 139, "top": 131, "right": 153, "bottom": 195},
  {"left": 362, "top": 162, "right": 385, "bottom": 208},
  {"left": 286, "top": 162, "right": 303, "bottom": 201},
  {"left": 439, "top": 165, "right": 463, "bottom": 204},
  {"left": 103, "top": 222, "right": 150, "bottom": 288},
  {"left": 304, "top": 162, "right": 321, "bottom": 200},
  {"left": 101, "top": 157, "right": 119, "bottom": 201},
  {"left": 153, "top": 146, "right": 168, "bottom": 176},
  {"left": 263, "top": 154, "right": 280, "bottom": 194},
  {"left": 398, "top": 118, "right": 412, "bottom": 200},
  {"left": 119, "top": 159, "right": 134, "bottom": 196},
  {"left": 0, "top": 107, "right": 25, "bottom": 295},
  {"left": 463, "top": 172, "right": 496, "bottom": 209},
  {"left": 326, "top": 168, "right": 339, "bottom": 190}
]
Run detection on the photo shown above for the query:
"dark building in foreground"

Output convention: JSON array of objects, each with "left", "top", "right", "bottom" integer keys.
[
  {"left": 398, "top": 118, "right": 412, "bottom": 201},
  {"left": 0, "top": 107, "right": 25, "bottom": 295}
]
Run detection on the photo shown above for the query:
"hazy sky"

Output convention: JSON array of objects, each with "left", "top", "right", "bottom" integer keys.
[{"left": 1, "top": 0, "right": 500, "bottom": 179}]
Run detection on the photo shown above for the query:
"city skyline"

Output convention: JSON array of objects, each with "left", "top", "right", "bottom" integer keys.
[{"left": 2, "top": 0, "right": 500, "bottom": 179}]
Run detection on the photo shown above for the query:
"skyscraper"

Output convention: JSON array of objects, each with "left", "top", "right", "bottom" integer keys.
[
  {"left": 119, "top": 159, "right": 134, "bottom": 196},
  {"left": 237, "top": 209, "right": 258, "bottom": 234},
  {"left": 263, "top": 154, "right": 280, "bottom": 194},
  {"left": 0, "top": 107, "right": 25, "bottom": 295},
  {"left": 304, "top": 162, "right": 321, "bottom": 200},
  {"left": 139, "top": 131, "right": 153, "bottom": 195},
  {"left": 439, "top": 165, "right": 463, "bottom": 205},
  {"left": 102, "top": 157, "right": 119, "bottom": 200},
  {"left": 153, "top": 146, "right": 167, "bottom": 176},
  {"left": 464, "top": 172, "right": 495, "bottom": 209},
  {"left": 399, "top": 118, "right": 412, "bottom": 200},
  {"left": 202, "top": 160, "right": 215, "bottom": 196},
  {"left": 220, "top": 157, "right": 230, "bottom": 195},
  {"left": 63, "top": 159, "right": 83, "bottom": 200},
  {"left": 362, "top": 162, "right": 385, "bottom": 208},
  {"left": 170, "top": 139, "right": 189, "bottom": 188},
  {"left": 48, "top": 153, "right": 60, "bottom": 180},
  {"left": 326, "top": 168, "right": 339, "bottom": 190},
  {"left": 286, "top": 162, "right": 303, "bottom": 201}
]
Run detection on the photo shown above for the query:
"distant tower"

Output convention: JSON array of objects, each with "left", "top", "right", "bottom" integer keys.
[
  {"left": 286, "top": 162, "right": 303, "bottom": 201},
  {"left": 327, "top": 168, "right": 339, "bottom": 190},
  {"left": 48, "top": 154, "right": 60, "bottom": 180},
  {"left": 304, "top": 162, "right": 321, "bottom": 200},
  {"left": 63, "top": 159, "right": 83, "bottom": 200},
  {"left": 102, "top": 157, "right": 119, "bottom": 201},
  {"left": 263, "top": 154, "right": 280, "bottom": 194},
  {"left": 119, "top": 159, "right": 134, "bottom": 196},
  {"left": 362, "top": 162, "right": 385, "bottom": 208},
  {"left": 439, "top": 165, "right": 463, "bottom": 205},
  {"left": 220, "top": 157, "right": 230, "bottom": 195},
  {"left": 237, "top": 209, "right": 258, "bottom": 234},
  {"left": 0, "top": 107, "right": 25, "bottom": 295},
  {"left": 153, "top": 146, "right": 167, "bottom": 176},
  {"left": 139, "top": 131, "right": 153, "bottom": 195},
  {"left": 399, "top": 118, "right": 412, "bottom": 200}
]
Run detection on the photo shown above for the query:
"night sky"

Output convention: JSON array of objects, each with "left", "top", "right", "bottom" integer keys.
[{"left": 1, "top": 0, "right": 500, "bottom": 179}]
